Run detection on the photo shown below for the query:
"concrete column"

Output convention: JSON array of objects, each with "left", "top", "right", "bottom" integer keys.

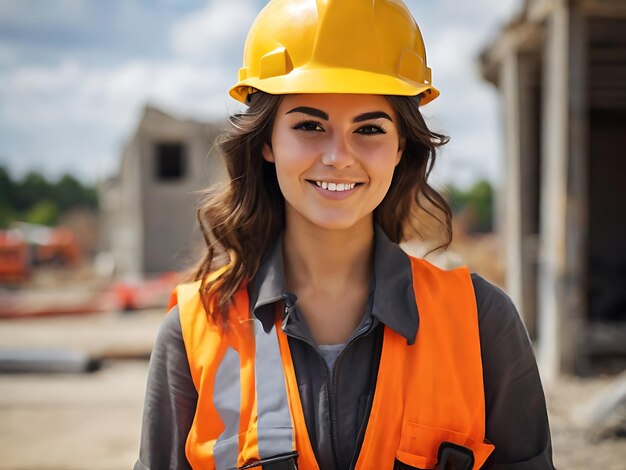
[
  {"left": 501, "top": 50, "right": 524, "bottom": 316},
  {"left": 537, "top": 2, "right": 588, "bottom": 381},
  {"left": 518, "top": 52, "right": 542, "bottom": 341},
  {"left": 537, "top": 4, "right": 570, "bottom": 383},
  {"left": 563, "top": 7, "right": 589, "bottom": 374},
  {"left": 500, "top": 49, "right": 542, "bottom": 338}
]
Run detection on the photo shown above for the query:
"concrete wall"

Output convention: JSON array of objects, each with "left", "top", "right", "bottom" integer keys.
[
  {"left": 107, "top": 106, "right": 226, "bottom": 278},
  {"left": 137, "top": 108, "right": 225, "bottom": 275},
  {"left": 114, "top": 138, "right": 144, "bottom": 278}
]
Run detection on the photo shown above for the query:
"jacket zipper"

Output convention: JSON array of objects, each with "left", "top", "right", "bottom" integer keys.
[
  {"left": 280, "top": 294, "right": 379, "bottom": 470},
  {"left": 330, "top": 321, "right": 377, "bottom": 470},
  {"left": 347, "top": 323, "right": 383, "bottom": 470},
  {"left": 279, "top": 295, "right": 339, "bottom": 466}
]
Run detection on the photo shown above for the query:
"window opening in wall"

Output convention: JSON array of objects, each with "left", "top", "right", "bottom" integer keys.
[{"left": 155, "top": 142, "right": 186, "bottom": 181}]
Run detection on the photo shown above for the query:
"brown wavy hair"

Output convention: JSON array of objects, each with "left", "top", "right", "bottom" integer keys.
[{"left": 193, "top": 92, "right": 450, "bottom": 325}]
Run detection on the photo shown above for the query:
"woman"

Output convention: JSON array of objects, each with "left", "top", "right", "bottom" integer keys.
[{"left": 135, "top": 1, "right": 555, "bottom": 469}]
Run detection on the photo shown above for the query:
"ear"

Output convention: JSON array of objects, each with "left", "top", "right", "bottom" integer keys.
[
  {"left": 262, "top": 142, "right": 275, "bottom": 163},
  {"left": 395, "top": 137, "right": 405, "bottom": 166}
]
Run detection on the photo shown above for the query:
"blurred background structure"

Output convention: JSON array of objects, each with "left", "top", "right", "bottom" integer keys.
[
  {"left": 1, "top": 0, "right": 625, "bottom": 469},
  {"left": 99, "top": 106, "right": 225, "bottom": 278},
  {"left": 481, "top": 0, "right": 626, "bottom": 382}
]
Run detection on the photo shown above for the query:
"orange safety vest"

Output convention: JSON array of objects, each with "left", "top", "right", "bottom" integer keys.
[{"left": 171, "top": 257, "right": 495, "bottom": 469}]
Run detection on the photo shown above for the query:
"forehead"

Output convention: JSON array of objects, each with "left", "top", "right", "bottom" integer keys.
[{"left": 277, "top": 93, "right": 395, "bottom": 118}]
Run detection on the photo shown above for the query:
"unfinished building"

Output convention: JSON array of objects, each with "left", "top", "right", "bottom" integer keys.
[
  {"left": 100, "top": 106, "right": 226, "bottom": 278},
  {"left": 481, "top": 0, "right": 626, "bottom": 381}
]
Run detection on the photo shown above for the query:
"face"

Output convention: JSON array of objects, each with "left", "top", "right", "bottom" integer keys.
[{"left": 263, "top": 94, "right": 404, "bottom": 232}]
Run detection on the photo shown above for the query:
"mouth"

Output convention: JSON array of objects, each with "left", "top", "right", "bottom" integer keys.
[{"left": 306, "top": 180, "right": 364, "bottom": 192}]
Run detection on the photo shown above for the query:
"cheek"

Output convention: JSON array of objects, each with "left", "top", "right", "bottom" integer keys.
[
  {"left": 357, "top": 142, "right": 401, "bottom": 182},
  {"left": 272, "top": 134, "right": 323, "bottom": 176}
]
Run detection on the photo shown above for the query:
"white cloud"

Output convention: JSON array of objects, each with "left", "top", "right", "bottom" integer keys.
[
  {"left": 0, "top": 0, "right": 90, "bottom": 30},
  {"left": 170, "top": 0, "right": 258, "bottom": 60},
  {"left": 0, "top": 57, "right": 235, "bottom": 181},
  {"left": 0, "top": 43, "right": 16, "bottom": 65},
  {"left": 2, "top": 59, "right": 233, "bottom": 124}
]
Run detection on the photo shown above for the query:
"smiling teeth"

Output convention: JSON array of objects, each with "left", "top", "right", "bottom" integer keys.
[{"left": 315, "top": 181, "right": 356, "bottom": 191}]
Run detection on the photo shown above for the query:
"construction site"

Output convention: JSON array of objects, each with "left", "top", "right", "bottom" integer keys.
[
  {"left": 1, "top": 234, "right": 625, "bottom": 469},
  {"left": 2, "top": 141, "right": 625, "bottom": 469},
  {"left": 2, "top": 0, "right": 626, "bottom": 468}
]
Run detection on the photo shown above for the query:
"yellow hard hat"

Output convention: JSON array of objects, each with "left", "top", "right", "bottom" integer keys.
[{"left": 229, "top": 0, "right": 439, "bottom": 106}]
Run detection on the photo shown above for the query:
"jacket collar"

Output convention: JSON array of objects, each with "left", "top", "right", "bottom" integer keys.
[{"left": 247, "top": 225, "right": 419, "bottom": 344}]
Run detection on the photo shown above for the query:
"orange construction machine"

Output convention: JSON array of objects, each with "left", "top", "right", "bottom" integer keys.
[{"left": 0, "top": 223, "right": 81, "bottom": 284}]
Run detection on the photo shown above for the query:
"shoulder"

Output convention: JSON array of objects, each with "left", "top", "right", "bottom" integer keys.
[
  {"left": 171, "top": 281, "right": 202, "bottom": 309},
  {"left": 149, "top": 304, "right": 197, "bottom": 391},
  {"left": 172, "top": 280, "right": 217, "bottom": 331},
  {"left": 470, "top": 273, "right": 535, "bottom": 362},
  {"left": 406, "top": 260, "right": 529, "bottom": 347},
  {"left": 173, "top": 278, "right": 248, "bottom": 322},
  {"left": 470, "top": 273, "right": 525, "bottom": 331},
  {"left": 405, "top": 257, "right": 516, "bottom": 315},
  {"left": 470, "top": 273, "right": 519, "bottom": 323},
  {"left": 406, "top": 255, "right": 474, "bottom": 288},
  {"left": 154, "top": 305, "right": 185, "bottom": 352}
]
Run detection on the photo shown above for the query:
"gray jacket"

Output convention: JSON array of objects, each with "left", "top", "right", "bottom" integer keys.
[{"left": 135, "top": 228, "right": 555, "bottom": 469}]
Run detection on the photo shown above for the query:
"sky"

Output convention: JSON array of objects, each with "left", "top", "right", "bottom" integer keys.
[{"left": 0, "top": 0, "right": 522, "bottom": 188}]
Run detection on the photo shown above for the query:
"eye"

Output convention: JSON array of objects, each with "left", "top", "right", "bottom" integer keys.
[
  {"left": 292, "top": 120, "right": 325, "bottom": 132},
  {"left": 355, "top": 124, "right": 387, "bottom": 135}
]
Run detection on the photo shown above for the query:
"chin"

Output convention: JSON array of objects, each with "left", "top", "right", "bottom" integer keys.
[
  {"left": 301, "top": 211, "right": 370, "bottom": 232},
  {"left": 284, "top": 200, "right": 376, "bottom": 233}
]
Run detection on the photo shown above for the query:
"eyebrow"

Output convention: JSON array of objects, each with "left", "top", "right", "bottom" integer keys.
[
  {"left": 285, "top": 107, "right": 393, "bottom": 123},
  {"left": 353, "top": 111, "right": 393, "bottom": 123},
  {"left": 286, "top": 106, "right": 328, "bottom": 120}
]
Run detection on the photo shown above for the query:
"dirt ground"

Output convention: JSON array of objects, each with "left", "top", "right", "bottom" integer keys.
[
  {"left": 1, "top": 309, "right": 625, "bottom": 469},
  {"left": 546, "top": 377, "right": 626, "bottom": 469},
  {"left": 0, "top": 309, "right": 161, "bottom": 470},
  {"left": 0, "top": 360, "right": 148, "bottom": 470}
]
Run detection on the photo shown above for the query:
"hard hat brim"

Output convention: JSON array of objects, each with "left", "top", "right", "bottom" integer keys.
[{"left": 229, "top": 67, "right": 440, "bottom": 106}]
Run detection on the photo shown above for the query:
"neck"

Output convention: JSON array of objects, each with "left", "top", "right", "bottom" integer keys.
[{"left": 282, "top": 213, "right": 374, "bottom": 294}]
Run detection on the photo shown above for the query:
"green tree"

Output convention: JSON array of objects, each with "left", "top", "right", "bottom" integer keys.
[
  {"left": 0, "top": 201, "right": 16, "bottom": 229},
  {"left": 15, "top": 171, "right": 53, "bottom": 212},
  {"left": 56, "top": 174, "right": 97, "bottom": 211},
  {"left": 445, "top": 179, "right": 494, "bottom": 233},
  {"left": 0, "top": 166, "right": 14, "bottom": 206},
  {"left": 23, "top": 200, "right": 59, "bottom": 226},
  {"left": 0, "top": 165, "right": 99, "bottom": 228},
  {"left": 465, "top": 180, "right": 493, "bottom": 233},
  {"left": 446, "top": 185, "right": 468, "bottom": 214}
]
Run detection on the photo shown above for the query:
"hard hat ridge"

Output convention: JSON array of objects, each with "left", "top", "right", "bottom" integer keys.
[{"left": 230, "top": 0, "right": 439, "bottom": 105}]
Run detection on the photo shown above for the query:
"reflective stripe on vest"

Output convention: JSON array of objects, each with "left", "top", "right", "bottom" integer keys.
[
  {"left": 211, "top": 318, "right": 294, "bottom": 468},
  {"left": 173, "top": 282, "right": 296, "bottom": 469},
  {"left": 175, "top": 258, "right": 496, "bottom": 469}
]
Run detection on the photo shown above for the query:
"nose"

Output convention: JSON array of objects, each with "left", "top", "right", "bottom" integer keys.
[{"left": 321, "top": 133, "right": 355, "bottom": 170}]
